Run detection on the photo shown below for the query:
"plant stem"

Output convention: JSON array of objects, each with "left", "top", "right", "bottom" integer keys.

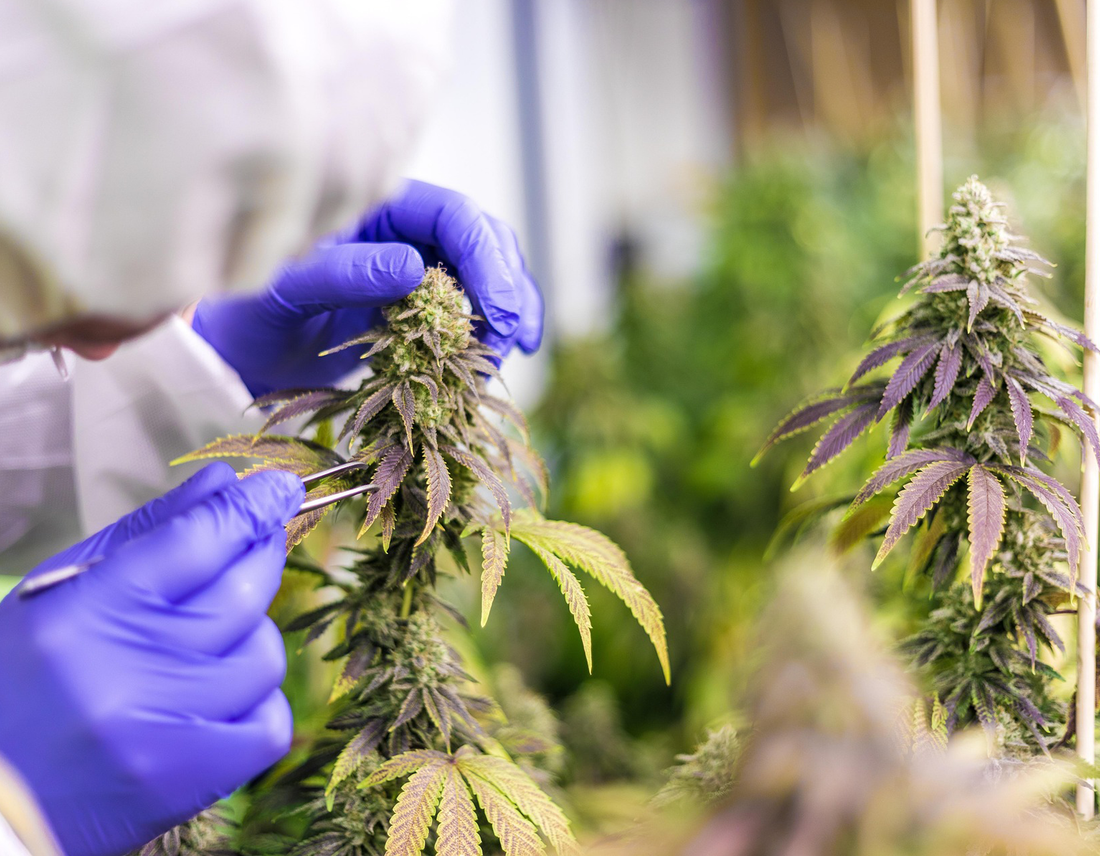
[
  {"left": 400, "top": 580, "right": 415, "bottom": 619},
  {"left": 1078, "top": 0, "right": 1100, "bottom": 817}
]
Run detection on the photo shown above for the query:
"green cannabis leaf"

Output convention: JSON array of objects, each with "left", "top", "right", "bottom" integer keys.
[{"left": 362, "top": 746, "right": 576, "bottom": 856}]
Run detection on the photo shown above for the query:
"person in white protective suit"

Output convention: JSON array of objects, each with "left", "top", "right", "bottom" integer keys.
[{"left": 0, "top": 3, "right": 544, "bottom": 855}]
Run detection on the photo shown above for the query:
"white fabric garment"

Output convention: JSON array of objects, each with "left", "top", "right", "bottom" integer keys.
[
  {"left": 0, "top": 756, "right": 60, "bottom": 856},
  {"left": 0, "top": 0, "right": 452, "bottom": 339},
  {"left": 0, "top": 813, "right": 31, "bottom": 856},
  {"left": 0, "top": 317, "right": 265, "bottom": 572}
]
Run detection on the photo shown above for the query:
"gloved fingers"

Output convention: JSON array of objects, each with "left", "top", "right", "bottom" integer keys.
[
  {"left": 484, "top": 214, "right": 544, "bottom": 355},
  {"left": 365, "top": 181, "right": 521, "bottom": 337},
  {"left": 104, "top": 463, "right": 240, "bottom": 551},
  {"left": 132, "top": 689, "right": 293, "bottom": 810},
  {"left": 164, "top": 689, "right": 293, "bottom": 800},
  {"left": 264, "top": 242, "right": 424, "bottom": 322},
  {"left": 146, "top": 619, "right": 287, "bottom": 723},
  {"left": 106, "top": 471, "right": 303, "bottom": 604},
  {"left": 150, "top": 533, "right": 287, "bottom": 656},
  {"left": 26, "top": 463, "right": 240, "bottom": 577}
]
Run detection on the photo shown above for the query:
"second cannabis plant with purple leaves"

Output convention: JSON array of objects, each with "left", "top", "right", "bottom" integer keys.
[{"left": 760, "top": 177, "right": 1095, "bottom": 748}]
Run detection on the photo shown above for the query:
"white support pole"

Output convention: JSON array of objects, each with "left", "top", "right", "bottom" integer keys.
[
  {"left": 911, "top": 0, "right": 942, "bottom": 259},
  {"left": 1080, "top": 0, "right": 1100, "bottom": 821}
]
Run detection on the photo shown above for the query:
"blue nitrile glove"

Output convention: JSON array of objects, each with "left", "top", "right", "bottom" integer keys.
[
  {"left": 0, "top": 464, "right": 304, "bottom": 856},
  {"left": 192, "top": 180, "right": 544, "bottom": 398}
]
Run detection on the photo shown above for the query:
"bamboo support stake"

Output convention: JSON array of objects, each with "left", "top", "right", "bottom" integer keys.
[
  {"left": 1079, "top": 0, "right": 1100, "bottom": 820},
  {"left": 910, "top": 0, "right": 942, "bottom": 258},
  {"left": 1055, "top": 0, "right": 1087, "bottom": 113}
]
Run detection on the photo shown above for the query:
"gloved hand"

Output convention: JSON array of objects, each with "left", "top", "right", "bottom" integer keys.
[
  {"left": 192, "top": 180, "right": 544, "bottom": 397},
  {"left": 0, "top": 464, "right": 304, "bottom": 856}
]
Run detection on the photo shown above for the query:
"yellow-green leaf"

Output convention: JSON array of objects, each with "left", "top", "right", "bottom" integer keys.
[
  {"left": 480, "top": 528, "right": 510, "bottom": 627},
  {"left": 906, "top": 511, "right": 947, "bottom": 579},
  {"left": 524, "top": 542, "right": 592, "bottom": 673},
  {"left": 509, "top": 511, "right": 668, "bottom": 683},
  {"left": 436, "top": 767, "right": 481, "bottom": 856},
  {"left": 464, "top": 771, "right": 545, "bottom": 856},
  {"left": 829, "top": 494, "right": 892, "bottom": 556},
  {"left": 361, "top": 750, "right": 448, "bottom": 789},
  {"left": 457, "top": 755, "right": 576, "bottom": 856},
  {"left": 384, "top": 763, "right": 448, "bottom": 856},
  {"left": 171, "top": 434, "right": 340, "bottom": 473},
  {"left": 382, "top": 501, "right": 396, "bottom": 553}
]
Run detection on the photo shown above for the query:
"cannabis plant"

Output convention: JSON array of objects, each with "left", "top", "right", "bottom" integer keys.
[
  {"left": 165, "top": 266, "right": 668, "bottom": 856},
  {"left": 760, "top": 177, "right": 1095, "bottom": 749}
]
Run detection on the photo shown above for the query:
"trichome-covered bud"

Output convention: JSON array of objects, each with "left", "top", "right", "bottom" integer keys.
[{"left": 940, "top": 176, "right": 1012, "bottom": 284}]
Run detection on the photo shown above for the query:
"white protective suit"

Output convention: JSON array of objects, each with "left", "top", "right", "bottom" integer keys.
[{"left": 0, "top": 0, "right": 453, "bottom": 575}]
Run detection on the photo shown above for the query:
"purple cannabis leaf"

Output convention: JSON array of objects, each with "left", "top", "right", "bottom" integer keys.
[
  {"left": 1004, "top": 377, "right": 1033, "bottom": 463},
  {"left": 849, "top": 334, "right": 936, "bottom": 384},
  {"left": 360, "top": 445, "right": 414, "bottom": 535},
  {"left": 796, "top": 402, "right": 879, "bottom": 485},
  {"left": 967, "top": 375, "right": 997, "bottom": 428},
  {"left": 441, "top": 444, "right": 512, "bottom": 532},
  {"left": 258, "top": 388, "right": 349, "bottom": 435},
  {"left": 392, "top": 382, "right": 417, "bottom": 452},
  {"left": 888, "top": 397, "right": 913, "bottom": 459},
  {"left": 342, "top": 383, "right": 397, "bottom": 439},
  {"left": 965, "top": 465, "right": 1006, "bottom": 605},
  {"left": 754, "top": 390, "right": 860, "bottom": 464},
  {"left": 418, "top": 444, "right": 452, "bottom": 546},
  {"left": 918, "top": 273, "right": 970, "bottom": 294},
  {"left": 878, "top": 341, "right": 940, "bottom": 418},
  {"left": 1056, "top": 396, "right": 1100, "bottom": 469},
  {"left": 851, "top": 448, "right": 970, "bottom": 507},
  {"left": 874, "top": 460, "right": 972, "bottom": 569},
  {"left": 966, "top": 280, "right": 991, "bottom": 331},
  {"left": 926, "top": 342, "right": 962, "bottom": 413}
]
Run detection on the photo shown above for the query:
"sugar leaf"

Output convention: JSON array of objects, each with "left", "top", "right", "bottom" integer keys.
[
  {"left": 480, "top": 527, "right": 510, "bottom": 627},
  {"left": 436, "top": 766, "right": 481, "bottom": 856},
  {"left": 966, "top": 465, "right": 1006, "bottom": 606}
]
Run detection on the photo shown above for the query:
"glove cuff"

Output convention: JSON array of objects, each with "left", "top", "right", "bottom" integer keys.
[{"left": 0, "top": 755, "right": 62, "bottom": 856}]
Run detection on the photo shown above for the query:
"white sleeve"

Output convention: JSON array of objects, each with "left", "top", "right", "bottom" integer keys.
[
  {"left": 70, "top": 317, "right": 264, "bottom": 534},
  {"left": 0, "top": 352, "right": 81, "bottom": 573},
  {"left": 0, "top": 318, "right": 263, "bottom": 571},
  {"left": 0, "top": 756, "right": 61, "bottom": 856},
  {"left": 0, "top": 814, "right": 32, "bottom": 856}
]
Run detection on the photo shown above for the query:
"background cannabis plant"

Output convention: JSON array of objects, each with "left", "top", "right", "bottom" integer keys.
[
  {"left": 761, "top": 177, "right": 1095, "bottom": 750},
  {"left": 161, "top": 267, "right": 669, "bottom": 856}
]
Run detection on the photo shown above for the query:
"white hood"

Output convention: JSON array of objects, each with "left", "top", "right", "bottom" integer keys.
[{"left": 0, "top": 0, "right": 452, "bottom": 340}]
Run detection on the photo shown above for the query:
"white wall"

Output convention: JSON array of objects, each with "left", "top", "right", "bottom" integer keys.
[
  {"left": 403, "top": 0, "right": 733, "bottom": 396},
  {"left": 403, "top": 0, "right": 544, "bottom": 403}
]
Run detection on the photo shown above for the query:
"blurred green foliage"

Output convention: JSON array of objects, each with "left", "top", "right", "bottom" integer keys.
[{"left": 467, "top": 116, "right": 1090, "bottom": 777}]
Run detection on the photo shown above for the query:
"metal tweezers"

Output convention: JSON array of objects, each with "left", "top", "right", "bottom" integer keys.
[{"left": 16, "top": 462, "right": 378, "bottom": 599}]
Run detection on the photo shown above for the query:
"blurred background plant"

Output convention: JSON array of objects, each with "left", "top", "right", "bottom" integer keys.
[{"left": 591, "top": 562, "right": 1096, "bottom": 856}]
